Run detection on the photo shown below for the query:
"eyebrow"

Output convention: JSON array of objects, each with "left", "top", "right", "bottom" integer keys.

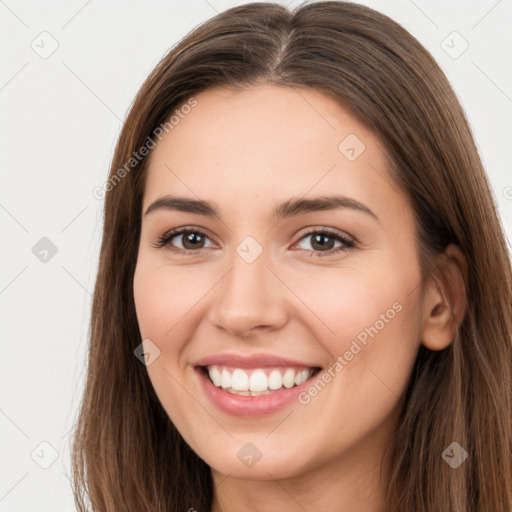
[{"left": 144, "top": 194, "right": 379, "bottom": 222}]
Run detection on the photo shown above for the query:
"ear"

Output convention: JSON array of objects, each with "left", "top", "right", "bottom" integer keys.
[{"left": 421, "top": 244, "right": 469, "bottom": 351}]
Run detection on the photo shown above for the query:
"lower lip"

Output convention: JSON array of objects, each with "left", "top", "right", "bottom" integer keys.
[{"left": 196, "top": 367, "right": 317, "bottom": 417}]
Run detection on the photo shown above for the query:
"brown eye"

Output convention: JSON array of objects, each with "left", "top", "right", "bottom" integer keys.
[
  {"left": 309, "top": 233, "right": 336, "bottom": 251},
  {"left": 180, "top": 231, "right": 207, "bottom": 250},
  {"left": 295, "top": 229, "right": 355, "bottom": 257},
  {"left": 153, "top": 228, "right": 215, "bottom": 252}
]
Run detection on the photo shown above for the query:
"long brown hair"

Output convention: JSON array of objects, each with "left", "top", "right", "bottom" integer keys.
[{"left": 71, "top": 2, "right": 512, "bottom": 510}]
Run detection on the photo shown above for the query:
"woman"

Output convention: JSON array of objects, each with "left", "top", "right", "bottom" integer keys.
[{"left": 71, "top": 2, "right": 512, "bottom": 511}]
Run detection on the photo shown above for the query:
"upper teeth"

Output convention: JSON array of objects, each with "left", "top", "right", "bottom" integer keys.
[{"left": 207, "top": 365, "right": 313, "bottom": 393}]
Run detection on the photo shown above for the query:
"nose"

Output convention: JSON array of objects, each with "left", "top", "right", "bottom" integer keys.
[{"left": 206, "top": 246, "right": 289, "bottom": 338}]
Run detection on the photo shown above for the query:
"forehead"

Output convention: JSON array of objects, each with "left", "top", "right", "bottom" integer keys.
[{"left": 143, "top": 85, "right": 407, "bottom": 224}]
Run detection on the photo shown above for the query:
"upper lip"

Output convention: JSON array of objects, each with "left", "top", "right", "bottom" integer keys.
[{"left": 194, "top": 352, "right": 321, "bottom": 369}]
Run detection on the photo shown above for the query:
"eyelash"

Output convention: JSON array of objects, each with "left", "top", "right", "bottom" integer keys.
[{"left": 152, "top": 227, "right": 356, "bottom": 258}]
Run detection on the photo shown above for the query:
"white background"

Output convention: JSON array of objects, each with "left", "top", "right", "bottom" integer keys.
[{"left": 0, "top": 1, "right": 511, "bottom": 510}]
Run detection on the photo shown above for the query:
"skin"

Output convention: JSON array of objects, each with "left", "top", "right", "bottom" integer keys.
[{"left": 133, "top": 84, "right": 468, "bottom": 512}]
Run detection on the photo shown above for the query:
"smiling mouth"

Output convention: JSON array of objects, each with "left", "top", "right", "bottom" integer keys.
[{"left": 198, "top": 365, "right": 322, "bottom": 396}]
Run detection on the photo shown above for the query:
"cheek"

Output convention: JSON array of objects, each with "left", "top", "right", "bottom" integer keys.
[
  {"left": 133, "top": 259, "right": 200, "bottom": 429},
  {"left": 287, "top": 253, "right": 423, "bottom": 396},
  {"left": 289, "top": 269, "right": 423, "bottom": 450},
  {"left": 286, "top": 260, "right": 420, "bottom": 346},
  {"left": 133, "top": 258, "right": 204, "bottom": 344}
]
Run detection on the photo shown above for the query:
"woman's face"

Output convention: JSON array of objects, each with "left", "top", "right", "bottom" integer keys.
[{"left": 133, "top": 84, "right": 425, "bottom": 483}]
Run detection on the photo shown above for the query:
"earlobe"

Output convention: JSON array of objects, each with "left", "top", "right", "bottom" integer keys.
[{"left": 421, "top": 244, "right": 469, "bottom": 351}]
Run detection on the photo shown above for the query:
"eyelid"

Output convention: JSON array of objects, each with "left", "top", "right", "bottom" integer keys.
[
  {"left": 292, "top": 227, "right": 356, "bottom": 256},
  {"left": 152, "top": 225, "right": 357, "bottom": 256},
  {"left": 151, "top": 226, "right": 217, "bottom": 250},
  {"left": 295, "top": 226, "right": 357, "bottom": 244}
]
